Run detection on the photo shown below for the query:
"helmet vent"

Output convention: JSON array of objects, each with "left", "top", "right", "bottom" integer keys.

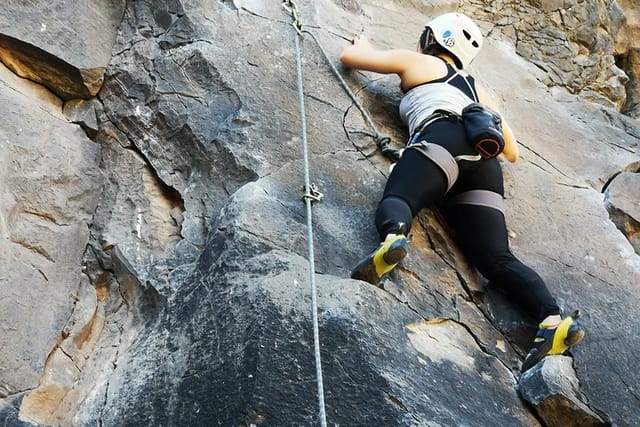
[{"left": 463, "top": 29, "right": 479, "bottom": 48}]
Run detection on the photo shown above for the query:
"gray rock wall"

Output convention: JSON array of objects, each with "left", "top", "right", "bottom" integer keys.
[{"left": 1, "top": 0, "right": 639, "bottom": 426}]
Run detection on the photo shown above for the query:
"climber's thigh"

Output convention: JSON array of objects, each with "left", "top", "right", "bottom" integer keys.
[
  {"left": 382, "top": 147, "right": 448, "bottom": 216},
  {"left": 449, "top": 155, "right": 504, "bottom": 197}
]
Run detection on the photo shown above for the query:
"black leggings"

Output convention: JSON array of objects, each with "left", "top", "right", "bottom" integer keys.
[{"left": 375, "top": 120, "right": 560, "bottom": 322}]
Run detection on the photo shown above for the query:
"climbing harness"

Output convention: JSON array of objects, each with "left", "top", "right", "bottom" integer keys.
[
  {"left": 283, "top": 1, "right": 328, "bottom": 426},
  {"left": 283, "top": 1, "right": 400, "bottom": 161},
  {"left": 408, "top": 110, "right": 456, "bottom": 145},
  {"left": 406, "top": 142, "right": 460, "bottom": 193}
]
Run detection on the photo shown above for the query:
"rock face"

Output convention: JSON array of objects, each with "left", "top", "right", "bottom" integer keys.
[
  {"left": 519, "top": 357, "right": 607, "bottom": 427},
  {"left": 605, "top": 171, "right": 640, "bottom": 254},
  {"left": 0, "top": 63, "right": 101, "bottom": 404},
  {"left": 0, "top": 0, "right": 125, "bottom": 100},
  {"left": 1, "top": 0, "right": 640, "bottom": 426}
]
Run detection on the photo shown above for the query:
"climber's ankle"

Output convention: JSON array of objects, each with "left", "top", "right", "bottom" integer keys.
[{"left": 541, "top": 314, "right": 562, "bottom": 329}]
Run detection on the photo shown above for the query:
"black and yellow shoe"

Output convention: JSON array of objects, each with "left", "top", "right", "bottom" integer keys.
[
  {"left": 350, "top": 235, "right": 409, "bottom": 285},
  {"left": 521, "top": 310, "right": 585, "bottom": 373}
]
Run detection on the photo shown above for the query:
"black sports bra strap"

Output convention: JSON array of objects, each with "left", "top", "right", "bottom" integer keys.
[
  {"left": 403, "top": 63, "right": 479, "bottom": 101},
  {"left": 444, "top": 65, "right": 479, "bottom": 102}
]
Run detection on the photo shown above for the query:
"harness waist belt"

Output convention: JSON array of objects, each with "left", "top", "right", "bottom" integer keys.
[{"left": 408, "top": 110, "right": 459, "bottom": 146}]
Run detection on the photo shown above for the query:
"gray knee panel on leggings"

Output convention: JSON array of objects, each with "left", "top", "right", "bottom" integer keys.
[{"left": 446, "top": 189, "right": 505, "bottom": 214}]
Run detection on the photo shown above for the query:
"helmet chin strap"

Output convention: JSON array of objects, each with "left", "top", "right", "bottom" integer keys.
[
  {"left": 419, "top": 27, "right": 430, "bottom": 52},
  {"left": 428, "top": 32, "right": 437, "bottom": 46},
  {"left": 419, "top": 28, "right": 456, "bottom": 66},
  {"left": 419, "top": 28, "right": 440, "bottom": 54},
  {"left": 436, "top": 52, "right": 457, "bottom": 66}
]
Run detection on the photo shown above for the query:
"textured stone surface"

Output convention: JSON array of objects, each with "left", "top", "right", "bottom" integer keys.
[
  {"left": 0, "top": 63, "right": 101, "bottom": 402},
  {"left": 605, "top": 171, "right": 640, "bottom": 254},
  {"left": 519, "top": 357, "right": 607, "bottom": 427},
  {"left": 0, "top": 0, "right": 639, "bottom": 426},
  {"left": 0, "top": 0, "right": 125, "bottom": 99}
]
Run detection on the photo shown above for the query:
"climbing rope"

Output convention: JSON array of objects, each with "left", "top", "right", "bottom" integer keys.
[
  {"left": 283, "top": 1, "right": 328, "bottom": 426},
  {"left": 309, "top": 32, "right": 400, "bottom": 160},
  {"left": 282, "top": 2, "right": 402, "bottom": 422},
  {"left": 283, "top": 1, "right": 400, "bottom": 161},
  {"left": 300, "top": 30, "right": 401, "bottom": 161}
]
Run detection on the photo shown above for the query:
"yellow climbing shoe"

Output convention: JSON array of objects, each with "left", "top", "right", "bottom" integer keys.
[
  {"left": 350, "top": 235, "right": 409, "bottom": 285},
  {"left": 521, "top": 310, "right": 585, "bottom": 373}
]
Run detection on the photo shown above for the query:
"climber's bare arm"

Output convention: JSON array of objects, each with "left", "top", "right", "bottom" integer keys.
[{"left": 339, "top": 36, "right": 446, "bottom": 92}]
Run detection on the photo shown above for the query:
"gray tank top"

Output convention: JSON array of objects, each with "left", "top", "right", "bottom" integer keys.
[{"left": 399, "top": 64, "right": 479, "bottom": 135}]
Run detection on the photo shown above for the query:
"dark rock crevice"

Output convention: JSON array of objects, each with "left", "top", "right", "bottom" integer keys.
[
  {"left": 0, "top": 34, "right": 101, "bottom": 100},
  {"left": 614, "top": 48, "right": 640, "bottom": 118},
  {"left": 601, "top": 162, "right": 640, "bottom": 255},
  {"left": 601, "top": 161, "right": 640, "bottom": 193}
]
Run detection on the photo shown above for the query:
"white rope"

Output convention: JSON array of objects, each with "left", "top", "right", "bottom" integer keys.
[{"left": 284, "top": 2, "right": 328, "bottom": 426}]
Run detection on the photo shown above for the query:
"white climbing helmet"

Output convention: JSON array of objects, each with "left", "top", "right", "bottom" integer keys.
[{"left": 423, "top": 13, "right": 483, "bottom": 69}]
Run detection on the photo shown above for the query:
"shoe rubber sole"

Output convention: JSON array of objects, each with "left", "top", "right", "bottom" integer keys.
[
  {"left": 351, "top": 236, "right": 408, "bottom": 285},
  {"left": 521, "top": 311, "right": 585, "bottom": 372}
]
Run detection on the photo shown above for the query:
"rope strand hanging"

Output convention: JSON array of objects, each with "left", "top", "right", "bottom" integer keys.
[
  {"left": 299, "top": 30, "right": 400, "bottom": 161},
  {"left": 282, "top": 1, "right": 401, "bottom": 423},
  {"left": 283, "top": 1, "right": 400, "bottom": 161},
  {"left": 283, "top": 1, "right": 328, "bottom": 426}
]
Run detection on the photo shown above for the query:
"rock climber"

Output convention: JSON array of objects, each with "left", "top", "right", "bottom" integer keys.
[{"left": 339, "top": 12, "right": 584, "bottom": 372}]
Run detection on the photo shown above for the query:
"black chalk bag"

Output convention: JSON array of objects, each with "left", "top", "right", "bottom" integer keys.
[{"left": 461, "top": 103, "right": 505, "bottom": 159}]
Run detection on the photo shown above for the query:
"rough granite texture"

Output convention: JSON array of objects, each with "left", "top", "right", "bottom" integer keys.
[{"left": 1, "top": 1, "right": 639, "bottom": 426}]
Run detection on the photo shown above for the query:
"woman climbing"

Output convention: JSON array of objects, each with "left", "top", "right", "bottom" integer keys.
[{"left": 339, "top": 12, "right": 584, "bottom": 372}]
